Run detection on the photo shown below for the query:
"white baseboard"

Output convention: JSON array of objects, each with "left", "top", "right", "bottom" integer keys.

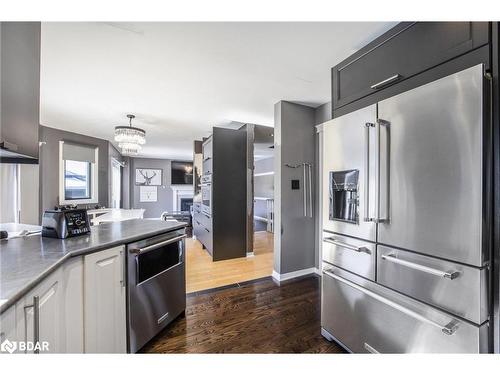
[
  {"left": 246, "top": 252, "right": 255, "bottom": 257},
  {"left": 272, "top": 267, "right": 319, "bottom": 282}
]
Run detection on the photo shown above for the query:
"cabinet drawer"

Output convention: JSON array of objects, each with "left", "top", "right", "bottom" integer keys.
[
  {"left": 196, "top": 211, "right": 211, "bottom": 229},
  {"left": 332, "top": 22, "right": 488, "bottom": 109},
  {"left": 193, "top": 213, "right": 211, "bottom": 234},
  {"left": 322, "top": 232, "right": 375, "bottom": 280},
  {"left": 377, "top": 246, "right": 488, "bottom": 324},
  {"left": 195, "top": 223, "right": 213, "bottom": 255},
  {"left": 321, "top": 265, "right": 488, "bottom": 353}
]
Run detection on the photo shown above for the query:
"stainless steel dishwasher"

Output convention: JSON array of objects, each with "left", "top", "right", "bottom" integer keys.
[{"left": 127, "top": 229, "right": 186, "bottom": 353}]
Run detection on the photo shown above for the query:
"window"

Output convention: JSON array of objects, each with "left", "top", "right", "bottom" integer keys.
[
  {"left": 59, "top": 141, "right": 98, "bottom": 205},
  {"left": 64, "top": 160, "right": 92, "bottom": 200}
]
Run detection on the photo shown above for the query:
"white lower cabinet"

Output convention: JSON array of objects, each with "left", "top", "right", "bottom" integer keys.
[
  {"left": 11, "top": 257, "right": 84, "bottom": 354},
  {"left": 15, "top": 268, "right": 64, "bottom": 353},
  {"left": 84, "top": 246, "right": 127, "bottom": 353},
  {"left": 1, "top": 246, "right": 127, "bottom": 354},
  {"left": 0, "top": 305, "right": 17, "bottom": 352}
]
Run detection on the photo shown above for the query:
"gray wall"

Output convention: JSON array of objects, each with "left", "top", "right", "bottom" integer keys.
[
  {"left": 122, "top": 156, "right": 131, "bottom": 209},
  {"left": 128, "top": 158, "right": 174, "bottom": 218},
  {"left": 314, "top": 102, "right": 332, "bottom": 125},
  {"left": 39, "top": 125, "right": 111, "bottom": 216},
  {"left": 274, "top": 101, "right": 316, "bottom": 274}
]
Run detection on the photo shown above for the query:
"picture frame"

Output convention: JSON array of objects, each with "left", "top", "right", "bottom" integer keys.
[
  {"left": 135, "top": 168, "right": 162, "bottom": 186},
  {"left": 139, "top": 186, "right": 158, "bottom": 202}
]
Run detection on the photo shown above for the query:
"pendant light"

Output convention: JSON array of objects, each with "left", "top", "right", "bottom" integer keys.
[{"left": 114, "top": 114, "right": 146, "bottom": 156}]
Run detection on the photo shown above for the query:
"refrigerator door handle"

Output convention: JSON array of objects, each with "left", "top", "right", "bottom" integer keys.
[
  {"left": 364, "top": 122, "right": 375, "bottom": 222},
  {"left": 376, "top": 119, "right": 390, "bottom": 223},
  {"left": 381, "top": 254, "right": 460, "bottom": 280},
  {"left": 308, "top": 163, "right": 313, "bottom": 218},
  {"left": 323, "top": 269, "right": 460, "bottom": 336},
  {"left": 323, "top": 237, "right": 371, "bottom": 254}
]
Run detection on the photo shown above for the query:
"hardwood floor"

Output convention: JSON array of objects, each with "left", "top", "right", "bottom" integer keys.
[
  {"left": 186, "top": 231, "right": 274, "bottom": 293},
  {"left": 141, "top": 275, "right": 345, "bottom": 353}
]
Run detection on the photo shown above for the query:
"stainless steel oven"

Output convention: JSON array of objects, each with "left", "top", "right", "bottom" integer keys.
[
  {"left": 127, "top": 229, "right": 186, "bottom": 353},
  {"left": 200, "top": 174, "right": 211, "bottom": 216}
]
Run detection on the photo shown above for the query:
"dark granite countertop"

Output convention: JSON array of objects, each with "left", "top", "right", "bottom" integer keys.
[{"left": 0, "top": 219, "right": 186, "bottom": 313}]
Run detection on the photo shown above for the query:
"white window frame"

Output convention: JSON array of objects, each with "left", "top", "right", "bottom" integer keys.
[{"left": 59, "top": 141, "right": 99, "bottom": 205}]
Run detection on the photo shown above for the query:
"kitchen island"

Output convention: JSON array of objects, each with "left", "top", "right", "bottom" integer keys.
[
  {"left": 0, "top": 219, "right": 186, "bottom": 353},
  {"left": 0, "top": 219, "right": 186, "bottom": 312}
]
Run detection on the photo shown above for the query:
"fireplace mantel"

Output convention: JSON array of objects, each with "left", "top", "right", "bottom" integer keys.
[{"left": 171, "top": 185, "right": 194, "bottom": 211}]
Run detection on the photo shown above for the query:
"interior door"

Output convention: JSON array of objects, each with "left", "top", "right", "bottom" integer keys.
[
  {"left": 322, "top": 104, "right": 377, "bottom": 242},
  {"left": 377, "top": 64, "right": 485, "bottom": 267}
]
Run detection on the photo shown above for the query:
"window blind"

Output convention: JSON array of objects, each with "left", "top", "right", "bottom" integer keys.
[{"left": 62, "top": 142, "right": 97, "bottom": 163}]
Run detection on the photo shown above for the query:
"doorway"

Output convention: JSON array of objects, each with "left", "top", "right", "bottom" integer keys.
[
  {"left": 252, "top": 125, "right": 275, "bottom": 259},
  {"left": 185, "top": 125, "right": 275, "bottom": 293},
  {"left": 111, "top": 158, "right": 122, "bottom": 209}
]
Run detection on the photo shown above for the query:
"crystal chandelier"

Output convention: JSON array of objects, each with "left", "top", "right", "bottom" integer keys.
[{"left": 114, "top": 114, "right": 146, "bottom": 156}]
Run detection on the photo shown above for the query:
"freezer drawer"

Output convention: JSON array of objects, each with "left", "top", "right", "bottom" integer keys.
[
  {"left": 377, "top": 246, "right": 488, "bottom": 325},
  {"left": 322, "top": 231, "right": 375, "bottom": 280},
  {"left": 321, "top": 265, "right": 489, "bottom": 353}
]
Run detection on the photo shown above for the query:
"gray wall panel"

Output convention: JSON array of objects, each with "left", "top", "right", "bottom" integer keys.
[
  {"left": 129, "top": 158, "right": 174, "bottom": 218},
  {"left": 274, "top": 101, "right": 316, "bottom": 274},
  {"left": 314, "top": 102, "right": 332, "bottom": 125}
]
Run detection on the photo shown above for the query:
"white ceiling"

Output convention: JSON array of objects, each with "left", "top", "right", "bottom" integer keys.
[{"left": 40, "top": 22, "right": 396, "bottom": 160}]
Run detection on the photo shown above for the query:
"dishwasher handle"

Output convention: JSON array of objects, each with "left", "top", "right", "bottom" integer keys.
[{"left": 130, "top": 234, "right": 187, "bottom": 255}]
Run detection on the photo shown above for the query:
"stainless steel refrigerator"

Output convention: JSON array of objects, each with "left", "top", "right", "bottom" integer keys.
[{"left": 320, "top": 64, "right": 492, "bottom": 353}]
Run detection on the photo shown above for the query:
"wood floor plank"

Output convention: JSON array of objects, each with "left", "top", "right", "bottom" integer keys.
[
  {"left": 186, "top": 231, "right": 274, "bottom": 293},
  {"left": 141, "top": 276, "right": 345, "bottom": 354}
]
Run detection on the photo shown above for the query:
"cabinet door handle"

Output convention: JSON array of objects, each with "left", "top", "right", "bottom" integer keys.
[
  {"left": 157, "top": 312, "right": 170, "bottom": 325},
  {"left": 24, "top": 295, "right": 40, "bottom": 354},
  {"left": 370, "top": 74, "right": 402, "bottom": 90},
  {"left": 364, "top": 342, "right": 380, "bottom": 354},
  {"left": 120, "top": 249, "right": 126, "bottom": 287}
]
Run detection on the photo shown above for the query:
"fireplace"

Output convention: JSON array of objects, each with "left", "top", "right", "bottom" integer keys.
[
  {"left": 171, "top": 185, "right": 194, "bottom": 212},
  {"left": 180, "top": 198, "right": 193, "bottom": 212}
]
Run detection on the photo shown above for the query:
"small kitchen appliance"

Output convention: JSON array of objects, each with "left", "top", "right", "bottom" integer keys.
[{"left": 41, "top": 208, "right": 91, "bottom": 239}]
